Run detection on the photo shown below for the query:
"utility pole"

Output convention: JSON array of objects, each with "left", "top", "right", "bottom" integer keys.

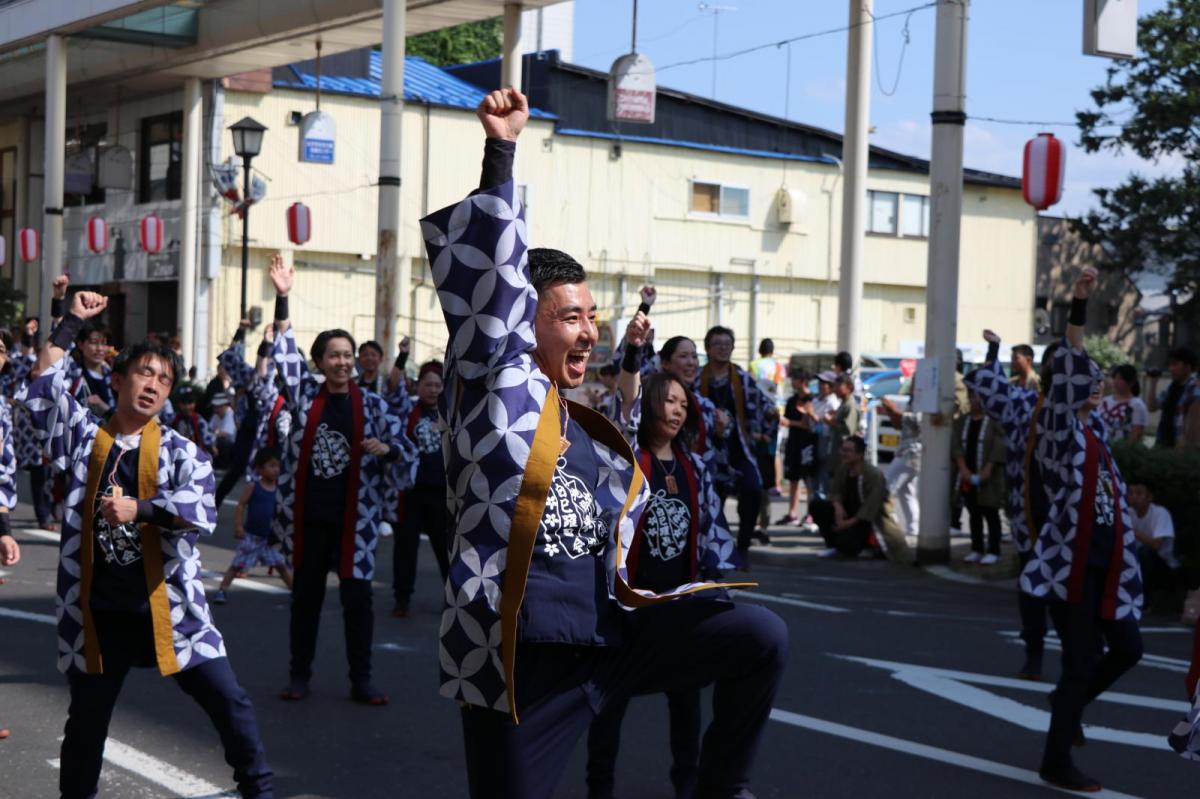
[
  {"left": 836, "top": 0, "right": 872, "bottom": 367},
  {"left": 375, "top": 0, "right": 408, "bottom": 355},
  {"left": 916, "top": 0, "right": 969, "bottom": 565}
]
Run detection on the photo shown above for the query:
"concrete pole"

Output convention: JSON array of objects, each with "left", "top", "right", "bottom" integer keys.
[
  {"left": 178, "top": 77, "right": 201, "bottom": 372},
  {"left": 375, "top": 0, "right": 408, "bottom": 354},
  {"left": 502, "top": 3, "right": 524, "bottom": 89},
  {"left": 41, "top": 33, "right": 66, "bottom": 335},
  {"left": 836, "top": 0, "right": 871, "bottom": 368},
  {"left": 915, "top": 0, "right": 969, "bottom": 565}
]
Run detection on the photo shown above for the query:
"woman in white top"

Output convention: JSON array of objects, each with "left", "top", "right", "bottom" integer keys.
[{"left": 1099, "top": 364, "right": 1148, "bottom": 445}]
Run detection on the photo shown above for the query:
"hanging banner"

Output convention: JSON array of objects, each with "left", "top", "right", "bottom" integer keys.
[
  {"left": 299, "top": 110, "right": 336, "bottom": 164},
  {"left": 607, "top": 52, "right": 657, "bottom": 124}
]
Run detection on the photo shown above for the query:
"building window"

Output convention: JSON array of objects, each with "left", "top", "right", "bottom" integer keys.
[
  {"left": 901, "top": 194, "right": 930, "bottom": 238},
  {"left": 867, "top": 190, "right": 898, "bottom": 234},
  {"left": 66, "top": 123, "right": 107, "bottom": 206},
  {"left": 139, "top": 112, "right": 182, "bottom": 203},
  {"left": 690, "top": 181, "right": 750, "bottom": 219}
]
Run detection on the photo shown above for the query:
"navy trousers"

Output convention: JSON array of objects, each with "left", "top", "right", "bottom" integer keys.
[
  {"left": 1017, "top": 550, "right": 1048, "bottom": 658},
  {"left": 1042, "top": 567, "right": 1143, "bottom": 771},
  {"left": 392, "top": 484, "right": 451, "bottom": 607},
  {"left": 289, "top": 520, "right": 374, "bottom": 685},
  {"left": 717, "top": 443, "right": 763, "bottom": 552},
  {"left": 460, "top": 597, "right": 788, "bottom": 799},
  {"left": 60, "top": 612, "right": 272, "bottom": 799},
  {"left": 586, "top": 688, "right": 701, "bottom": 798}
]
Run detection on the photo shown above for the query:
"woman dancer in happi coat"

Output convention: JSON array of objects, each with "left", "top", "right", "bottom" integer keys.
[
  {"left": 21, "top": 289, "right": 272, "bottom": 799},
  {"left": 585, "top": 312, "right": 740, "bottom": 799},
  {"left": 1022, "top": 267, "right": 1143, "bottom": 792},
  {"left": 964, "top": 330, "right": 1054, "bottom": 681},
  {"left": 267, "top": 256, "right": 409, "bottom": 706},
  {"left": 423, "top": 86, "right": 786, "bottom": 799}
]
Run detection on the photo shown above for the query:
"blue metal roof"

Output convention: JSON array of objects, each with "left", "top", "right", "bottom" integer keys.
[
  {"left": 555, "top": 128, "right": 837, "bottom": 166},
  {"left": 274, "top": 51, "right": 556, "bottom": 118}
]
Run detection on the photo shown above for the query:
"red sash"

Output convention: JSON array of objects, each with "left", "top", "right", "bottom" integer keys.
[
  {"left": 291, "top": 382, "right": 365, "bottom": 578},
  {"left": 266, "top": 394, "right": 285, "bottom": 449},
  {"left": 628, "top": 445, "right": 700, "bottom": 585},
  {"left": 1069, "top": 428, "right": 1127, "bottom": 619}
]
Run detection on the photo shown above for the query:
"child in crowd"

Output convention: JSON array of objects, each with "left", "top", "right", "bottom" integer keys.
[{"left": 212, "top": 447, "right": 292, "bottom": 603}]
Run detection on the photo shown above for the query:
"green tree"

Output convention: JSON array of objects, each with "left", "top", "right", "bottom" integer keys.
[
  {"left": 0, "top": 278, "right": 25, "bottom": 327},
  {"left": 407, "top": 18, "right": 502, "bottom": 67},
  {"left": 1074, "top": 0, "right": 1200, "bottom": 294},
  {"left": 1083, "top": 334, "right": 1127, "bottom": 372}
]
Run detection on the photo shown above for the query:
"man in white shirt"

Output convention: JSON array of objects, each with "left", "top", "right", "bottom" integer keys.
[
  {"left": 1127, "top": 480, "right": 1181, "bottom": 604},
  {"left": 812, "top": 371, "right": 842, "bottom": 500}
]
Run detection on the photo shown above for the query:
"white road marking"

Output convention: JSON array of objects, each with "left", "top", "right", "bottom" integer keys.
[
  {"left": 18, "top": 527, "right": 61, "bottom": 542},
  {"left": 837, "top": 654, "right": 1187, "bottom": 750},
  {"left": 49, "top": 736, "right": 237, "bottom": 798},
  {"left": 1139, "top": 627, "right": 1195, "bottom": 634},
  {"left": 923, "top": 565, "right": 988, "bottom": 585},
  {"left": 769, "top": 708, "right": 1143, "bottom": 798},
  {"left": 375, "top": 642, "right": 415, "bottom": 652},
  {"left": 0, "top": 605, "right": 55, "bottom": 624},
  {"left": 881, "top": 608, "right": 1011, "bottom": 624},
  {"left": 200, "top": 569, "right": 289, "bottom": 595},
  {"left": 735, "top": 590, "right": 849, "bottom": 614},
  {"left": 998, "top": 632, "right": 1190, "bottom": 674}
]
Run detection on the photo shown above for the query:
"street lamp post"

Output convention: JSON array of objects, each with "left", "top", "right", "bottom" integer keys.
[{"left": 229, "top": 116, "right": 267, "bottom": 322}]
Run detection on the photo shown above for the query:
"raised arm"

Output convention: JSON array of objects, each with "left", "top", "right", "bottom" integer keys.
[
  {"left": 218, "top": 320, "right": 255, "bottom": 391},
  {"left": 964, "top": 329, "right": 1034, "bottom": 433},
  {"left": 617, "top": 298, "right": 653, "bottom": 426},
  {"left": 420, "top": 88, "right": 535, "bottom": 382},
  {"left": 267, "top": 255, "right": 318, "bottom": 409},
  {"left": 1040, "top": 268, "right": 1104, "bottom": 461}
]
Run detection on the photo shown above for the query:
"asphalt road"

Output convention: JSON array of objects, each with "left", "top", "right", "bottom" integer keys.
[{"left": 0, "top": 481, "right": 1195, "bottom": 799}]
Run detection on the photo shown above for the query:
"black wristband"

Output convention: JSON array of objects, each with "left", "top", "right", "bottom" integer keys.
[
  {"left": 21, "top": 330, "right": 33, "bottom": 349},
  {"left": 394, "top": 351, "right": 409, "bottom": 371},
  {"left": 479, "top": 138, "right": 516, "bottom": 190},
  {"left": 257, "top": 340, "right": 272, "bottom": 358},
  {"left": 986, "top": 340, "right": 1000, "bottom": 363},
  {"left": 637, "top": 302, "right": 652, "bottom": 317},
  {"left": 51, "top": 313, "right": 84, "bottom": 351},
  {"left": 0, "top": 512, "right": 10, "bottom": 537},
  {"left": 621, "top": 345, "right": 640, "bottom": 374},
  {"left": 1069, "top": 296, "right": 1087, "bottom": 327},
  {"left": 274, "top": 295, "right": 289, "bottom": 322},
  {"left": 232, "top": 326, "right": 246, "bottom": 344},
  {"left": 135, "top": 499, "right": 177, "bottom": 528},
  {"left": 50, "top": 297, "right": 64, "bottom": 319}
]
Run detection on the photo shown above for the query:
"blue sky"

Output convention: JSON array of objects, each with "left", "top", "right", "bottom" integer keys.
[{"left": 570, "top": 0, "right": 1176, "bottom": 217}]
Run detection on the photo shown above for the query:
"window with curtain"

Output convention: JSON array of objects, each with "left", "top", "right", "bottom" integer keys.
[
  {"left": 139, "top": 112, "right": 182, "bottom": 203},
  {"left": 901, "top": 194, "right": 930, "bottom": 237},
  {"left": 867, "top": 190, "right": 898, "bottom": 234}
]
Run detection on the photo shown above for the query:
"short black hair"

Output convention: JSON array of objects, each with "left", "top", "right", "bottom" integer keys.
[
  {"left": 113, "top": 342, "right": 183, "bottom": 389},
  {"left": 598, "top": 363, "right": 618, "bottom": 378},
  {"left": 358, "top": 340, "right": 384, "bottom": 358},
  {"left": 312, "top": 329, "right": 356, "bottom": 363},
  {"left": 418, "top": 360, "right": 443, "bottom": 381},
  {"left": 759, "top": 338, "right": 775, "bottom": 357},
  {"left": 660, "top": 335, "right": 694, "bottom": 363},
  {"left": 77, "top": 320, "right": 108, "bottom": 344},
  {"left": 253, "top": 446, "right": 282, "bottom": 468},
  {"left": 834, "top": 351, "right": 853, "bottom": 371},
  {"left": 1012, "top": 344, "right": 1035, "bottom": 360},
  {"left": 844, "top": 435, "right": 867, "bottom": 454},
  {"left": 528, "top": 248, "right": 586, "bottom": 293},
  {"left": 704, "top": 326, "right": 735, "bottom": 349},
  {"left": 1111, "top": 363, "right": 1140, "bottom": 397},
  {"left": 1168, "top": 347, "right": 1198, "bottom": 369},
  {"left": 174, "top": 385, "right": 198, "bottom": 404}
]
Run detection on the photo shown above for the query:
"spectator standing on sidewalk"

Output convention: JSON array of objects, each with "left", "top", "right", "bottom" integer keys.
[
  {"left": 1099, "top": 365, "right": 1147, "bottom": 445},
  {"left": 1011, "top": 344, "right": 1042, "bottom": 393},
  {"left": 825, "top": 375, "right": 859, "bottom": 481},
  {"left": 1147, "top": 347, "right": 1200, "bottom": 450},
  {"left": 880, "top": 392, "right": 921, "bottom": 539},
  {"left": 778, "top": 372, "right": 817, "bottom": 526},
  {"left": 954, "top": 390, "right": 1006, "bottom": 565}
]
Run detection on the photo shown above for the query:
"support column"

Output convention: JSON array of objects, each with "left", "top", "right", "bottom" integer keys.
[
  {"left": 41, "top": 33, "right": 66, "bottom": 334},
  {"left": 836, "top": 0, "right": 872, "bottom": 366},
  {"left": 178, "top": 77, "right": 201, "bottom": 372},
  {"left": 502, "top": 3, "right": 524, "bottom": 89},
  {"left": 916, "top": 0, "right": 970, "bottom": 565},
  {"left": 375, "top": 0, "right": 408, "bottom": 355}
]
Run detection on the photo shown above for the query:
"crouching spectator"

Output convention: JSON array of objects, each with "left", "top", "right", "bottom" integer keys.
[
  {"left": 1128, "top": 480, "right": 1184, "bottom": 610},
  {"left": 809, "top": 436, "right": 910, "bottom": 562}
]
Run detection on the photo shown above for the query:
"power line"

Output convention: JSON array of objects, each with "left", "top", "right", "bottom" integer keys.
[
  {"left": 647, "top": 1, "right": 937, "bottom": 75},
  {"left": 969, "top": 115, "right": 1080, "bottom": 127},
  {"left": 871, "top": 9, "right": 915, "bottom": 97}
]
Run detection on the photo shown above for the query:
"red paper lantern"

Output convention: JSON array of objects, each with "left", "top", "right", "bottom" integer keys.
[
  {"left": 86, "top": 217, "right": 108, "bottom": 254},
  {"left": 286, "top": 202, "right": 311, "bottom": 246},
  {"left": 1022, "top": 132, "right": 1065, "bottom": 211},
  {"left": 140, "top": 214, "right": 164, "bottom": 254},
  {"left": 18, "top": 228, "right": 38, "bottom": 262}
]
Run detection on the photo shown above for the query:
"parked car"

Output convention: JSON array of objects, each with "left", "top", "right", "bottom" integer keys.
[{"left": 863, "top": 370, "right": 908, "bottom": 464}]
